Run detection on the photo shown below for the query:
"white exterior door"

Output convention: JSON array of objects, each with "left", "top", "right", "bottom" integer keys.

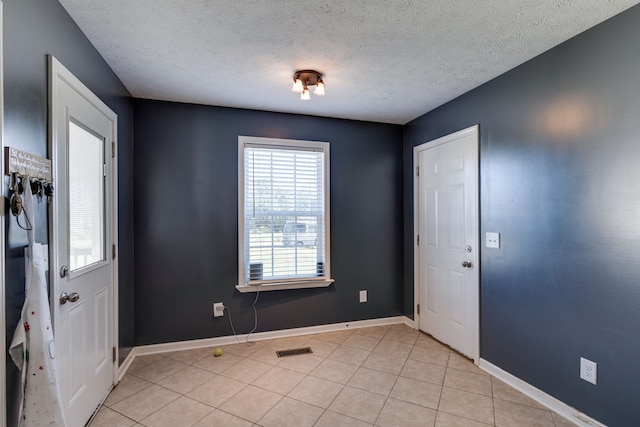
[
  {"left": 50, "top": 57, "right": 117, "bottom": 426},
  {"left": 415, "top": 126, "right": 479, "bottom": 361}
]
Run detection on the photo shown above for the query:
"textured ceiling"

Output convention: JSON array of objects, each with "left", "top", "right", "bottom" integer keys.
[{"left": 58, "top": 0, "right": 639, "bottom": 125}]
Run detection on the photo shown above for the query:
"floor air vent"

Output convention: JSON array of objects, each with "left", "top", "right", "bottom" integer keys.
[{"left": 276, "top": 347, "right": 313, "bottom": 358}]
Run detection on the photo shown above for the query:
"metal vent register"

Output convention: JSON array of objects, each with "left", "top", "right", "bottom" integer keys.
[{"left": 276, "top": 347, "right": 313, "bottom": 358}]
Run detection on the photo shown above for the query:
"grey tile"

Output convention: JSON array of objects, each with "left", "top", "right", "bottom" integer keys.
[
  {"left": 376, "top": 397, "right": 437, "bottom": 427},
  {"left": 186, "top": 375, "right": 247, "bottom": 408},
  {"left": 382, "top": 328, "right": 419, "bottom": 345},
  {"left": 139, "top": 396, "right": 213, "bottom": 427},
  {"left": 104, "top": 374, "right": 153, "bottom": 407},
  {"left": 288, "top": 375, "right": 343, "bottom": 408},
  {"left": 314, "top": 411, "right": 373, "bottom": 427},
  {"left": 252, "top": 366, "right": 305, "bottom": 395},
  {"left": 129, "top": 357, "right": 189, "bottom": 383},
  {"left": 257, "top": 397, "right": 323, "bottom": 427},
  {"left": 110, "top": 384, "right": 180, "bottom": 422},
  {"left": 157, "top": 365, "right": 214, "bottom": 394},
  {"left": 193, "top": 351, "right": 243, "bottom": 373},
  {"left": 494, "top": 398, "right": 555, "bottom": 427},
  {"left": 435, "top": 411, "right": 492, "bottom": 427},
  {"left": 347, "top": 367, "right": 397, "bottom": 396},
  {"left": 363, "top": 351, "right": 407, "bottom": 375},
  {"left": 438, "top": 387, "right": 494, "bottom": 425},
  {"left": 304, "top": 338, "right": 339, "bottom": 358},
  {"left": 408, "top": 346, "right": 450, "bottom": 367},
  {"left": 219, "top": 385, "right": 283, "bottom": 422},
  {"left": 390, "top": 376, "right": 442, "bottom": 409},
  {"left": 328, "top": 386, "right": 386, "bottom": 424},
  {"left": 90, "top": 407, "right": 137, "bottom": 427},
  {"left": 276, "top": 353, "right": 324, "bottom": 374},
  {"left": 329, "top": 345, "right": 371, "bottom": 366},
  {"left": 400, "top": 359, "right": 446, "bottom": 385},
  {"left": 193, "top": 409, "right": 253, "bottom": 427},
  {"left": 311, "top": 358, "right": 359, "bottom": 384},
  {"left": 342, "top": 334, "right": 381, "bottom": 351},
  {"left": 491, "top": 377, "right": 547, "bottom": 409},
  {"left": 443, "top": 368, "right": 492, "bottom": 396},
  {"left": 221, "top": 358, "right": 272, "bottom": 383},
  {"left": 373, "top": 339, "right": 414, "bottom": 359}
]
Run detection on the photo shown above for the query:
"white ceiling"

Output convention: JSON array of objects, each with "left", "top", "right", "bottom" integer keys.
[{"left": 58, "top": 0, "right": 639, "bottom": 125}]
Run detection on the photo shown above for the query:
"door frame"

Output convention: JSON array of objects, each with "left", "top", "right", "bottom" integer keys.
[
  {"left": 48, "top": 56, "right": 120, "bottom": 386},
  {"left": 413, "top": 124, "right": 480, "bottom": 362},
  {"left": 0, "top": 2, "right": 6, "bottom": 426}
]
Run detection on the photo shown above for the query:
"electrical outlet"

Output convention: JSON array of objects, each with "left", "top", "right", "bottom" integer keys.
[
  {"left": 486, "top": 232, "right": 500, "bottom": 249},
  {"left": 213, "top": 302, "right": 224, "bottom": 317},
  {"left": 359, "top": 290, "right": 367, "bottom": 303},
  {"left": 580, "top": 357, "right": 597, "bottom": 385}
]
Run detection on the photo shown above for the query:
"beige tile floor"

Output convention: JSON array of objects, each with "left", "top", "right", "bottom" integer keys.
[{"left": 90, "top": 324, "right": 577, "bottom": 427}]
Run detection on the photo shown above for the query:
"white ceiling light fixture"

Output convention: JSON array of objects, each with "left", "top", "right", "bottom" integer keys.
[{"left": 291, "top": 70, "right": 325, "bottom": 101}]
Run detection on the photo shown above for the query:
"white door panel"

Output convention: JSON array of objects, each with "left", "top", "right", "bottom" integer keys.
[
  {"left": 416, "top": 126, "right": 479, "bottom": 361},
  {"left": 50, "top": 57, "right": 117, "bottom": 427}
]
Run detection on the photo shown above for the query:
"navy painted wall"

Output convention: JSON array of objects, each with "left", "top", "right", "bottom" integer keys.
[
  {"left": 403, "top": 6, "right": 640, "bottom": 426},
  {"left": 133, "top": 100, "right": 404, "bottom": 345},
  {"left": 3, "top": 0, "right": 134, "bottom": 424}
]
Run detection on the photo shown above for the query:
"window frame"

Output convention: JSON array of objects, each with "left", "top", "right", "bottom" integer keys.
[{"left": 237, "top": 136, "right": 333, "bottom": 293}]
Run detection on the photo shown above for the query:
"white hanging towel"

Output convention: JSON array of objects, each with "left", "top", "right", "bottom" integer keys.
[{"left": 9, "top": 180, "right": 67, "bottom": 426}]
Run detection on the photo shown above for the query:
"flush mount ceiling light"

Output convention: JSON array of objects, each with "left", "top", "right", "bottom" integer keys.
[{"left": 291, "top": 70, "right": 325, "bottom": 101}]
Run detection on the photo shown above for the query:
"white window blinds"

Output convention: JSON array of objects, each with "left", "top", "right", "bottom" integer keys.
[{"left": 239, "top": 138, "right": 330, "bottom": 288}]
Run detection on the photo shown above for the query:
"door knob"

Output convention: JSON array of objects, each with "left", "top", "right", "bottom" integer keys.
[
  {"left": 60, "top": 292, "right": 80, "bottom": 305},
  {"left": 59, "top": 265, "right": 69, "bottom": 278},
  {"left": 461, "top": 261, "right": 472, "bottom": 268}
]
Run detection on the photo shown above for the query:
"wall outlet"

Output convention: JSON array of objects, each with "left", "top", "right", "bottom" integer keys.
[
  {"left": 486, "top": 232, "right": 500, "bottom": 249},
  {"left": 580, "top": 357, "right": 597, "bottom": 385},
  {"left": 359, "top": 290, "right": 367, "bottom": 303},
  {"left": 213, "top": 302, "right": 225, "bottom": 317}
]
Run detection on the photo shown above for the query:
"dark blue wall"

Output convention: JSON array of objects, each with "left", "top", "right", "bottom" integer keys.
[
  {"left": 403, "top": 6, "right": 640, "bottom": 426},
  {"left": 133, "top": 99, "right": 404, "bottom": 345},
  {"left": 3, "top": 0, "right": 135, "bottom": 424}
]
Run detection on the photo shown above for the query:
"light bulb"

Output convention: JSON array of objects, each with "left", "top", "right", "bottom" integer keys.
[
  {"left": 292, "top": 79, "right": 303, "bottom": 93},
  {"left": 300, "top": 88, "right": 311, "bottom": 101},
  {"left": 314, "top": 81, "right": 325, "bottom": 96}
]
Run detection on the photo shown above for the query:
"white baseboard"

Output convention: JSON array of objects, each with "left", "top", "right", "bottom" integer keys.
[
  {"left": 479, "top": 359, "right": 606, "bottom": 427},
  {"left": 403, "top": 317, "right": 415, "bottom": 328},
  {"left": 117, "top": 348, "right": 137, "bottom": 381},
  {"left": 134, "top": 316, "right": 410, "bottom": 356}
]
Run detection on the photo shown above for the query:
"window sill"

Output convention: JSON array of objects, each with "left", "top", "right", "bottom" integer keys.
[{"left": 236, "top": 279, "right": 335, "bottom": 293}]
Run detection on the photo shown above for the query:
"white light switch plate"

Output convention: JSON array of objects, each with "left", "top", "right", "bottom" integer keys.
[
  {"left": 486, "top": 232, "right": 500, "bottom": 249},
  {"left": 359, "top": 290, "right": 367, "bottom": 303}
]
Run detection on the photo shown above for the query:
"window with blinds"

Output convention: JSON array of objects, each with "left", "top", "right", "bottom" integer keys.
[{"left": 238, "top": 137, "right": 332, "bottom": 290}]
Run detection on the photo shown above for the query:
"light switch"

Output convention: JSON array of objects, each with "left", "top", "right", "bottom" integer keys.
[{"left": 486, "top": 232, "right": 500, "bottom": 249}]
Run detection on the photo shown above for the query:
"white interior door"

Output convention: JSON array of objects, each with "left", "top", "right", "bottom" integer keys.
[
  {"left": 50, "top": 57, "right": 117, "bottom": 427},
  {"left": 415, "top": 126, "right": 479, "bottom": 361}
]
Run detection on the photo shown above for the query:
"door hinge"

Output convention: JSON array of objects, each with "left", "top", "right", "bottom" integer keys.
[
  {"left": 112, "top": 347, "right": 116, "bottom": 363},
  {"left": 103, "top": 163, "right": 107, "bottom": 176},
  {"left": 417, "top": 235, "right": 420, "bottom": 246},
  {"left": 417, "top": 304, "right": 420, "bottom": 315},
  {"left": 416, "top": 166, "right": 419, "bottom": 176},
  {"left": 112, "top": 244, "right": 116, "bottom": 260},
  {"left": 111, "top": 141, "right": 116, "bottom": 158}
]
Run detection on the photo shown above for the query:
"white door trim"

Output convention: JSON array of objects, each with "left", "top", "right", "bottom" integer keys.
[
  {"left": 48, "top": 55, "right": 119, "bottom": 386},
  {"left": 413, "top": 124, "right": 480, "bottom": 362},
  {"left": 0, "top": 2, "right": 6, "bottom": 426}
]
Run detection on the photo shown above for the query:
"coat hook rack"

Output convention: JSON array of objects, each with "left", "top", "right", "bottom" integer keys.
[
  {"left": 4, "top": 147, "right": 53, "bottom": 183},
  {"left": 4, "top": 147, "right": 54, "bottom": 219}
]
